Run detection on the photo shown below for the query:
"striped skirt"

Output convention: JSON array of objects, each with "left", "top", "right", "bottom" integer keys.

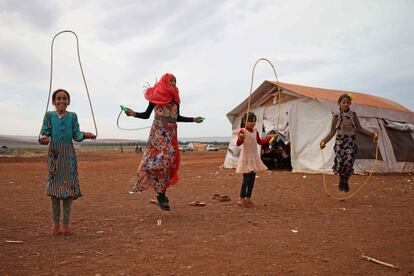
[
  {"left": 46, "top": 142, "right": 82, "bottom": 199},
  {"left": 333, "top": 134, "right": 358, "bottom": 179}
]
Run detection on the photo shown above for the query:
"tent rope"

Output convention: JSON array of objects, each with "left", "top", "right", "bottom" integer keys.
[
  {"left": 39, "top": 30, "right": 98, "bottom": 138},
  {"left": 320, "top": 138, "right": 380, "bottom": 200}
]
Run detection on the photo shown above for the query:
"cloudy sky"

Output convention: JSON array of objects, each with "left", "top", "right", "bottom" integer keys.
[{"left": 1, "top": 0, "right": 413, "bottom": 140}]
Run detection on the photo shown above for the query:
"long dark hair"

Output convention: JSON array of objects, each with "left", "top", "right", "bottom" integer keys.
[
  {"left": 52, "top": 89, "right": 70, "bottom": 104},
  {"left": 240, "top": 112, "right": 257, "bottom": 128}
]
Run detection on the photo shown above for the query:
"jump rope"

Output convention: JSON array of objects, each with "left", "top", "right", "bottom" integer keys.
[
  {"left": 116, "top": 105, "right": 151, "bottom": 131},
  {"left": 245, "top": 58, "right": 380, "bottom": 200},
  {"left": 41, "top": 35, "right": 379, "bottom": 200},
  {"left": 245, "top": 58, "right": 281, "bottom": 138},
  {"left": 117, "top": 89, "right": 205, "bottom": 131},
  {"left": 320, "top": 124, "right": 380, "bottom": 201},
  {"left": 39, "top": 30, "right": 98, "bottom": 139}
]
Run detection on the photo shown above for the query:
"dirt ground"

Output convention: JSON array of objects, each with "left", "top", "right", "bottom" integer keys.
[{"left": 0, "top": 150, "right": 413, "bottom": 275}]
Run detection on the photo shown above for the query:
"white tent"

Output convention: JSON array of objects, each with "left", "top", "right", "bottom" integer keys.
[{"left": 224, "top": 81, "right": 414, "bottom": 173}]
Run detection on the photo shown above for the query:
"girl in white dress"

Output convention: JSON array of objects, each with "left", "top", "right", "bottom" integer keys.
[{"left": 236, "top": 112, "right": 275, "bottom": 207}]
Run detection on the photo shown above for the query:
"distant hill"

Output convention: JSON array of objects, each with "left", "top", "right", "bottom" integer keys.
[
  {"left": 0, "top": 135, "right": 145, "bottom": 148},
  {"left": 0, "top": 135, "right": 41, "bottom": 148},
  {"left": 0, "top": 135, "right": 230, "bottom": 148},
  {"left": 178, "top": 137, "right": 229, "bottom": 143}
]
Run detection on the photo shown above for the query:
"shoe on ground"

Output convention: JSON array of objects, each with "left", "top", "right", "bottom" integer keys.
[
  {"left": 343, "top": 182, "right": 350, "bottom": 193},
  {"left": 338, "top": 181, "right": 344, "bottom": 192}
]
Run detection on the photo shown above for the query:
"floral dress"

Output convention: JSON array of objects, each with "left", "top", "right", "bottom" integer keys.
[
  {"left": 40, "top": 111, "right": 84, "bottom": 199},
  {"left": 131, "top": 102, "right": 182, "bottom": 193}
]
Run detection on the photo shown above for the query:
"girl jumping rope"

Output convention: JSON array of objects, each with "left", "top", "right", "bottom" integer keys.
[
  {"left": 39, "top": 89, "right": 95, "bottom": 235},
  {"left": 236, "top": 112, "right": 275, "bottom": 207},
  {"left": 125, "top": 73, "right": 203, "bottom": 211},
  {"left": 320, "top": 93, "right": 378, "bottom": 192}
]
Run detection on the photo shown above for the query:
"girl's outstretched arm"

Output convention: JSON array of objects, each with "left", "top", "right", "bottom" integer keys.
[
  {"left": 72, "top": 113, "right": 85, "bottom": 142},
  {"left": 134, "top": 102, "right": 155, "bottom": 119},
  {"left": 236, "top": 129, "right": 245, "bottom": 146},
  {"left": 40, "top": 112, "right": 52, "bottom": 137},
  {"left": 125, "top": 102, "right": 155, "bottom": 119},
  {"left": 39, "top": 112, "right": 52, "bottom": 144},
  {"left": 256, "top": 131, "right": 272, "bottom": 145},
  {"left": 354, "top": 113, "right": 375, "bottom": 137},
  {"left": 177, "top": 105, "right": 197, "bottom": 123},
  {"left": 321, "top": 114, "right": 338, "bottom": 145}
]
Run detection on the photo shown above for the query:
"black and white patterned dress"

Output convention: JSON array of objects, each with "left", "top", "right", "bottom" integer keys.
[{"left": 332, "top": 111, "right": 357, "bottom": 178}]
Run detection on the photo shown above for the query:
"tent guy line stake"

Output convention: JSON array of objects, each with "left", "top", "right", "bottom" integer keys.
[{"left": 39, "top": 30, "right": 98, "bottom": 139}]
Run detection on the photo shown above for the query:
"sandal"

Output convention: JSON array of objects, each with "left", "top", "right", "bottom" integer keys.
[
  {"left": 212, "top": 194, "right": 231, "bottom": 202},
  {"left": 219, "top": 195, "right": 231, "bottom": 202},
  {"left": 189, "top": 201, "right": 206, "bottom": 207}
]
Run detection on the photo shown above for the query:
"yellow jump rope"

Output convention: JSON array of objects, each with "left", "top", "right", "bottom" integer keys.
[
  {"left": 245, "top": 58, "right": 281, "bottom": 138},
  {"left": 320, "top": 136, "right": 380, "bottom": 200}
]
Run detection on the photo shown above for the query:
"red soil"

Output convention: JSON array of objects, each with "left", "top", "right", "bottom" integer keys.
[{"left": 0, "top": 150, "right": 413, "bottom": 275}]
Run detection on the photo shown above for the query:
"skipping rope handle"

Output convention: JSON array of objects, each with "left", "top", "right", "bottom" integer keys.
[
  {"left": 38, "top": 136, "right": 50, "bottom": 145},
  {"left": 319, "top": 141, "right": 326, "bottom": 149}
]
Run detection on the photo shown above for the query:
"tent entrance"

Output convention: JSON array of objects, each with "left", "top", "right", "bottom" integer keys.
[{"left": 261, "top": 130, "right": 292, "bottom": 170}]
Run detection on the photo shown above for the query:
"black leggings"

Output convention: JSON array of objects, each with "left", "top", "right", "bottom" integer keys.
[{"left": 240, "top": 172, "right": 256, "bottom": 198}]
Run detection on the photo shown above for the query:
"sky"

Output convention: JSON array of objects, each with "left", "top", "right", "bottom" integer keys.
[{"left": 1, "top": 0, "right": 413, "bottom": 140}]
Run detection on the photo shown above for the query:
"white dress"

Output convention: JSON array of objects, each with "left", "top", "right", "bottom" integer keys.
[{"left": 236, "top": 127, "right": 268, "bottom": 174}]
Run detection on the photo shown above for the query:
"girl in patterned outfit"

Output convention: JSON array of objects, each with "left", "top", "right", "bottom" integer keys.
[
  {"left": 320, "top": 93, "right": 378, "bottom": 192},
  {"left": 125, "top": 73, "right": 203, "bottom": 211},
  {"left": 235, "top": 112, "right": 275, "bottom": 207},
  {"left": 39, "top": 89, "right": 95, "bottom": 235}
]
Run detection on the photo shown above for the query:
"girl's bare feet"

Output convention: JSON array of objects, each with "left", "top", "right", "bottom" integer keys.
[
  {"left": 244, "top": 198, "right": 254, "bottom": 208},
  {"left": 61, "top": 225, "right": 71, "bottom": 236},
  {"left": 51, "top": 224, "right": 60, "bottom": 236},
  {"left": 236, "top": 198, "right": 246, "bottom": 207}
]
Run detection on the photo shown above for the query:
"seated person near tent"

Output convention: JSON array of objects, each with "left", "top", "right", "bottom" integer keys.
[
  {"left": 261, "top": 130, "right": 291, "bottom": 170},
  {"left": 320, "top": 93, "right": 378, "bottom": 193}
]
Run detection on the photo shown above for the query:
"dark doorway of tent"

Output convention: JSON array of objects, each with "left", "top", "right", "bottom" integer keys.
[{"left": 261, "top": 130, "right": 292, "bottom": 170}]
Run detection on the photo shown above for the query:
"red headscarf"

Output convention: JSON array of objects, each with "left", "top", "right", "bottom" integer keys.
[{"left": 144, "top": 73, "right": 180, "bottom": 105}]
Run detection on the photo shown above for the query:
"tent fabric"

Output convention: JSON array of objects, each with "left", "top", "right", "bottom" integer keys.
[
  {"left": 273, "top": 82, "right": 411, "bottom": 113},
  {"left": 383, "top": 119, "right": 414, "bottom": 131},
  {"left": 224, "top": 81, "right": 414, "bottom": 174},
  {"left": 227, "top": 81, "right": 414, "bottom": 124}
]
